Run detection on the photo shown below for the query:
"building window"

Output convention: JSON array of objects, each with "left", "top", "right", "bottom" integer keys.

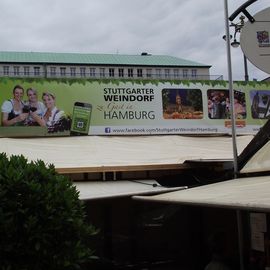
[
  {"left": 191, "top": 69, "right": 197, "bottom": 78},
  {"left": 156, "top": 69, "right": 162, "bottom": 78},
  {"left": 174, "top": 69, "right": 180, "bottom": 78},
  {"left": 109, "top": 68, "right": 114, "bottom": 77},
  {"left": 14, "top": 66, "right": 20, "bottom": 76},
  {"left": 24, "top": 66, "right": 30, "bottom": 76},
  {"left": 3, "top": 66, "right": 9, "bottom": 76},
  {"left": 165, "top": 69, "right": 170, "bottom": 79},
  {"left": 146, "top": 69, "right": 152, "bottom": 78},
  {"left": 60, "top": 67, "right": 66, "bottom": 77},
  {"left": 137, "top": 69, "right": 143, "bottom": 78},
  {"left": 118, "top": 68, "right": 124, "bottom": 77},
  {"left": 80, "top": 67, "right": 86, "bottom": 77},
  {"left": 89, "top": 68, "right": 96, "bottom": 77},
  {"left": 183, "top": 69, "right": 188, "bottom": 78},
  {"left": 50, "top": 67, "right": 56, "bottom": 77},
  {"left": 34, "top": 67, "right": 40, "bottom": 76},
  {"left": 128, "top": 68, "right": 133, "bottom": 77},
  {"left": 100, "top": 68, "right": 105, "bottom": 78},
  {"left": 70, "top": 67, "right": 76, "bottom": 77}
]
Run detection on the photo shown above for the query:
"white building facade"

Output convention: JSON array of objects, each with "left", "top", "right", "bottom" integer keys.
[{"left": 0, "top": 51, "right": 222, "bottom": 80}]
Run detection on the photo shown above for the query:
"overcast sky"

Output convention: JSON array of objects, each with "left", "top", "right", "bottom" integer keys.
[{"left": 0, "top": 0, "right": 269, "bottom": 81}]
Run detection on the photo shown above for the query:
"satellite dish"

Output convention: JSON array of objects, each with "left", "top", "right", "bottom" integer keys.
[{"left": 240, "top": 7, "right": 270, "bottom": 74}]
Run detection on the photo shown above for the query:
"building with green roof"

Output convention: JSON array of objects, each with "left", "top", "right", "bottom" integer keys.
[{"left": 0, "top": 51, "right": 220, "bottom": 80}]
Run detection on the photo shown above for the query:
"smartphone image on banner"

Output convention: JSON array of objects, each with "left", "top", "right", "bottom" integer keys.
[{"left": 70, "top": 102, "right": 92, "bottom": 135}]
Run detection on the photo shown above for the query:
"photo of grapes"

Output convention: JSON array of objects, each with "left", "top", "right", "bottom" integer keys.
[{"left": 162, "top": 88, "right": 203, "bottom": 119}]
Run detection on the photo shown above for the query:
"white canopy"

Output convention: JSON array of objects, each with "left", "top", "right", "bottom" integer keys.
[
  {"left": 75, "top": 180, "right": 187, "bottom": 200},
  {"left": 0, "top": 135, "right": 253, "bottom": 173},
  {"left": 133, "top": 175, "right": 270, "bottom": 212},
  {"left": 241, "top": 141, "right": 270, "bottom": 174}
]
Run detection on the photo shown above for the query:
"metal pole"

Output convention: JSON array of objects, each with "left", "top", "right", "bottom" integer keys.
[
  {"left": 243, "top": 54, "right": 249, "bottom": 82},
  {"left": 223, "top": 0, "right": 238, "bottom": 177},
  {"left": 237, "top": 210, "right": 245, "bottom": 270},
  {"left": 224, "top": 2, "right": 244, "bottom": 270}
]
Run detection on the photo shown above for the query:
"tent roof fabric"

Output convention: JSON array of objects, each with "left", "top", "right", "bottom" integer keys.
[
  {"left": 241, "top": 141, "right": 270, "bottom": 174},
  {"left": 0, "top": 51, "right": 210, "bottom": 67},
  {"left": 0, "top": 135, "right": 253, "bottom": 173},
  {"left": 74, "top": 180, "right": 187, "bottom": 200},
  {"left": 133, "top": 175, "right": 270, "bottom": 212}
]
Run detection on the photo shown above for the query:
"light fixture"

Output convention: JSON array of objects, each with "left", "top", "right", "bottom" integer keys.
[
  {"left": 222, "top": 34, "right": 233, "bottom": 41},
  {"left": 229, "top": 15, "right": 245, "bottom": 47},
  {"left": 223, "top": 15, "right": 249, "bottom": 81},
  {"left": 231, "top": 40, "right": 240, "bottom": 48}
]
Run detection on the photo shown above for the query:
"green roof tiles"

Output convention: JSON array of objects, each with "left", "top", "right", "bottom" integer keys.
[{"left": 0, "top": 51, "right": 210, "bottom": 67}]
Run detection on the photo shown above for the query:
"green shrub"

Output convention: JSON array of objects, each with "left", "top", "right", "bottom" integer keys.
[{"left": 0, "top": 153, "right": 97, "bottom": 270}]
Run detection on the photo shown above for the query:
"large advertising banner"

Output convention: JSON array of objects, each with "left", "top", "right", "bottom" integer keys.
[{"left": 0, "top": 78, "right": 269, "bottom": 137}]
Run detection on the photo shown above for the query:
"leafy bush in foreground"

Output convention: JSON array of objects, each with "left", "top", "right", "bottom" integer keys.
[{"left": 0, "top": 153, "right": 96, "bottom": 270}]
